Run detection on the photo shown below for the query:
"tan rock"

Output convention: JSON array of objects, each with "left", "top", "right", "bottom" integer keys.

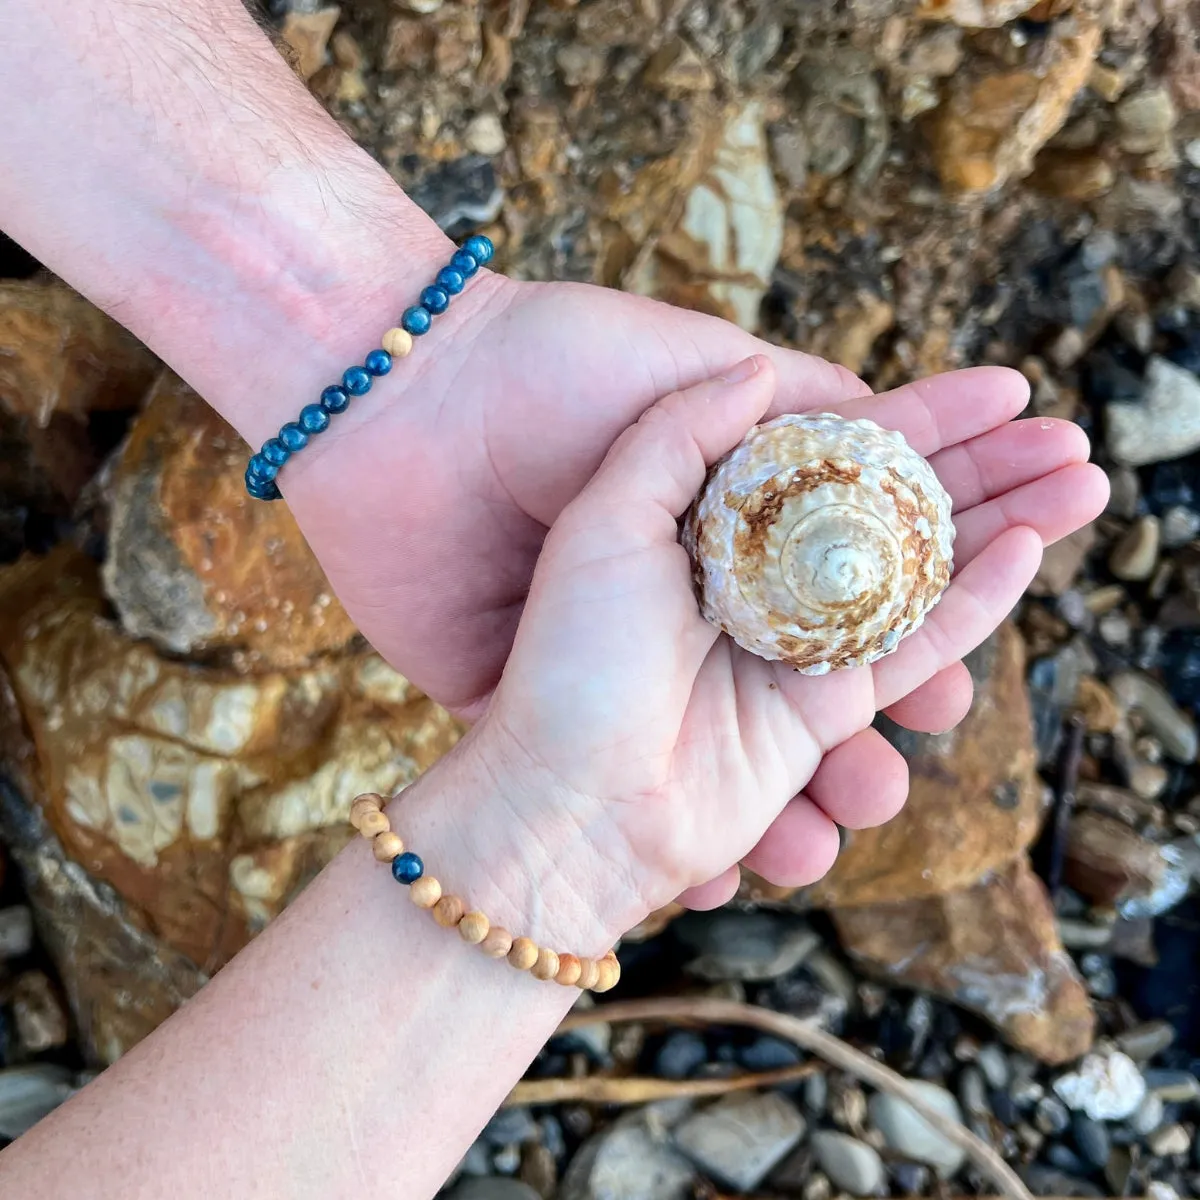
[
  {"left": 806, "top": 291, "right": 895, "bottom": 377},
  {"left": 612, "top": 101, "right": 783, "bottom": 331},
  {"left": 1115, "top": 87, "right": 1178, "bottom": 156},
  {"left": 915, "top": 0, "right": 1045, "bottom": 25},
  {"left": 644, "top": 38, "right": 714, "bottom": 94},
  {"left": 1029, "top": 524, "right": 1096, "bottom": 596},
  {"left": 931, "top": 17, "right": 1101, "bottom": 193},
  {"left": 103, "top": 372, "right": 358, "bottom": 668},
  {"left": 1075, "top": 677, "right": 1122, "bottom": 734},
  {"left": 1109, "top": 515, "right": 1161, "bottom": 582},
  {"left": 834, "top": 857, "right": 1094, "bottom": 1065},
  {"left": 0, "top": 550, "right": 462, "bottom": 1059},
  {"left": 280, "top": 7, "right": 341, "bottom": 81},
  {"left": 802, "top": 623, "right": 1047, "bottom": 908}
]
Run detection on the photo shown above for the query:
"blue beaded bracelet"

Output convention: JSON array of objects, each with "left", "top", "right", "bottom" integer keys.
[{"left": 244, "top": 234, "right": 494, "bottom": 501}]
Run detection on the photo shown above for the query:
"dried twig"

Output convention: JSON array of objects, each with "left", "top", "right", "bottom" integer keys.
[
  {"left": 545, "top": 996, "right": 1033, "bottom": 1200},
  {"left": 509, "top": 1060, "right": 816, "bottom": 1106}
]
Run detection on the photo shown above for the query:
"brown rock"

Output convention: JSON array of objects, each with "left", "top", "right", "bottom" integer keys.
[
  {"left": 834, "top": 857, "right": 1094, "bottom": 1065},
  {"left": 1030, "top": 150, "right": 1115, "bottom": 201},
  {"left": 1115, "top": 87, "right": 1178, "bottom": 156},
  {"left": 1065, "top": 811, "right": 1190, "bottom": 917},
  {"left": 10, "top": 971, "right": 69, "bottom": 1053},
  {"left": 0, "top": 550, "right": 462, "bottom": 1060},
  {"left": 803, "top": 623, "right": 1047, "bottom": 908},
  {"left": 280, "top": 7, "right": 341, "bottom": 81},
  {"left": 806, "top": 291, "right": 895, "bottom": 377},
  {"left": 914, "top": 0, "right": 1045, "bottom": 25},
  {"left": 1029, "top": 524, "right": 1096, "bottom": 596},
  {"left": 644, "top": 38, "right": 714, "bottom": 94},
  {"left": 1075, "top": 678, "right": 1123, "bottom": 735},
  {"left": 931, "top": 17, "right": 1101, "bottom": 193},
  {"left": 103, "top": 372, "right": 358, "bottom": 668}
]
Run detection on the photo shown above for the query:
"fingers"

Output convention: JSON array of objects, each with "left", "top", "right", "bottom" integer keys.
[
  {"left": 569, "top": 355, "right": 775, "bottom": 532},
  {"left": 928, "top": 417, "right": 1092, "bottom": 514},
  {"left": 951, "top": 462, "right": 1110, "bottom": 570},
  {"left": 819, "top": 366, "right": 1031, "bottom": 457},
  {"left": 806, "top": 728, "right": 910, "bottom": 829},
  {"left": 872, "top": 525, "right": 1043, "bottom": 710},
  {"left": 677, "top": 866, "right": 744, "bottom": 911},
  {"left": 739, "top": 795, "right": 842, "bottom": 889},
  {"left": 882, "top": 661, "right": 974, "bottom": 734}
]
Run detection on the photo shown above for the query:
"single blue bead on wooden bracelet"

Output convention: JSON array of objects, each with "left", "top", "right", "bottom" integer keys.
[
  {"left": 321, "top": 385, "right": 350, "bottom": 414},
  {"left": 343, "top": 366, "right": 372, "bottom": 395},
  {"left": 436, "top": 267, "right": 465, "bottom": 295},
  {"left": 392, "top": 852, "right": 424, "bottom": 885},
  {"left": 261, "top": 438, "right": 290, "bottom": 467},
  {"left": 450, "top": 249, "right": 479, "bottom": 277},
  {"left": 365, "top": 349, "right": 392, "bottom": 376},
  {"left": 463, "top": 234, "right": 493, "bottom": 265},
  {"left": 245, "top": 472, "right": 280, "bottom": 501},
  {"left": 279, "top": 422, "right": 309, "bottom": 452},
  {"left": 401, "top": 306, "right": 432, "bottom": 336},
  {"left": 420, "top": 286, "right": 450, "bottom": 315},
  {"left": 299, "top": 404, "right": 330, "bottom": 434},
  {"left": 247, "top": 453, "right": 278, "bottom": 482}
]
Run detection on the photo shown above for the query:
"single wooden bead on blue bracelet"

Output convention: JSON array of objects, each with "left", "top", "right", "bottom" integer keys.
[{"left": 245, "top": 235, "right": 492, "bottom": 500}]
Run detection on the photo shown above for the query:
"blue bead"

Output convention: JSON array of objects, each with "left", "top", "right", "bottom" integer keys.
[
  {"left": 247, "top": 453, "right": 278, "bottom": 482},
  {"left": 261, "top": 438, "right": 290, "bottom": 467},
  {"left": 391, "top": 852, "right": 424, "bottom": 885},
  {"left": 364, "top": 348, "right": 392, "bottom": 376},
  {"left": 245, "top": 473, "right": 280, "bottom": 501},
  {"left": 401, "top": 306, "right": 433, "bottom": 336},
  {"left": 279, "top": 422, "right": 309, "bottom": 452},
  {"left": 463, "top": 235, "right": 493, "bottom": 265},
  {"left": 343, "top": 366, "right": 372, "bottom": 395},
  {"left": 321, "top": 385, "right": 350, "bottom": 414},
  {"left": 299, "top": 404, "right": 330, "bottom": 434},
  {"left": 420, "top": 286, "right": 450, "bottom": 315},
  {"left": 450, "top": 249, "right": 479, "bottom": 277},
  {"left": 436, "top": 267, "right": 465, "bottom": 295}
]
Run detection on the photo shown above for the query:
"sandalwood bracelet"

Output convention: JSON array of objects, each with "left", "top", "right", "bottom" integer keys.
[
  {"left": 349, "top": 792, "right": 621, "bottom": 992},
  {"left": 244, "top": 234, "right": 494, "bottom": 501}
]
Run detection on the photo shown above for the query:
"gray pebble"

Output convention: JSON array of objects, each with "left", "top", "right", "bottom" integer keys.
[
  {"left": 484, "top": 1107, "right": 539, "bottom": 1147},
  {"left": 1073, "top": 1113, "right": 1112, "bottom": 1169},
  {"left": 1149, "top": 1123, "right": 1191, "bottom": 1157},
  {"left": 1106, "top": 356, "right": 1200, "bottom": 468},
  {"left": 1129, "top": 1092, "right": 1165, "bottom": 1137},
  {"left": 1115, "top": 1020, "right": 1176, "bottom": 1062},
  {"left": 803, "top": 1072, "right": 829, "bottom": 1117},
  {"left": 958, "top": 1067, "right": 990, "bottom": 1119},
  {"left": 458, "top": 1141, "right": 493, "bottom": 1178},
  {"left": 1144, "top": 1070, "right": 1200, "bottom": 1102},
  {"left": 1047, "top": 1143, "right": 1091, "bottom": 1174},
  {"left": 1036, "top": 1096, "right": 1071, "bottom": 1136},
  {"left": 0, "top": 907, "right": 34, "bottom": 961},
  {"left": 492, "top": 1145, "right": 521, "bottom": 1174},
  {"left": 811, "top": 1131, "right": 885, "bottom": 1197},
  {"left": 449, "top": 1180, "right": 541, "bottom": 1200},
  {"left": 0, "top": 1065, "right": 74, "bottom": 1140},
  {"left": 1022, "top": 1164, "right": 1105, "bottom": 1197},
  {"left": 558, "top": 1115, "right": 693, "bottom": 1200},
  {"left": 738, "top": 1036, "right": 802, "bottom": 1072},
  {"left": 539, "top": 1115, "right": 566, "bottom": 1160},
  {"left": 654, "top": 1033, "right": 708, "bottom": 1081},
  {"left": 674, "top": 1093, "right": 806, "bottom": 1192},
  {"left": 869, "top": 1083, "right": 967, "bottom": 1178},
  {"left": 1162, "top": 505, "right": 1200, "bottom": 548},
  {"left": 674, "top": 911, "right": 820, "bottom": 982},
  {"left": 1112, "top": 672, "right": 1199, "bottom": 763},
  {"left": 889, "top": 1161, "right": 931, "bottom": 1194},
  {"left": 976, "top": 1045, "right": 1010, "bottom": 1091}
]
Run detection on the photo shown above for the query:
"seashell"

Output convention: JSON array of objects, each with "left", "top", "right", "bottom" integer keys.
[{"left": 681, "top": 412, "right": 955, "bottom": 674}]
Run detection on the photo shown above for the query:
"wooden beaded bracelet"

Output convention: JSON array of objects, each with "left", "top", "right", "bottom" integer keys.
[
  {"left": 349, "top": 792, "right": 621, "bottom": 992},
  {"left": 244, "top": 235, "right": 494, "bottom": 502}
]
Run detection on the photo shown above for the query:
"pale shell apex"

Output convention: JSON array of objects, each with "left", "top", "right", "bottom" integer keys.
[{"left": 681, "top": 413, "right": 955, "bottom": 674}]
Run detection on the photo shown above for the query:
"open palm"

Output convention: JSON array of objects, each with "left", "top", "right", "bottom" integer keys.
[{"left": 285, "top": 276, "right": 1107, "bottom": 750}]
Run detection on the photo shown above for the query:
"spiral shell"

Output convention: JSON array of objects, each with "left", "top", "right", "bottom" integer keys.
[{"left": 681, "top": 413, "right": 955, "bottom": 674}]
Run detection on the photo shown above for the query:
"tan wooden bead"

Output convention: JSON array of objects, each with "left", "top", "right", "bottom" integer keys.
[
  {"left": 372, "top": 831, "right": 405, "bottom": 862},
  {"left": 433, "top": 894, "right": 465, "bottom": 928},
  {"left": 593, "top": 957, "right": 621, "bottom": 993},
  {"left": 458, "top": 911, "right": 490, "bottom": 945},
  {"left": 576, "top": 958, "right": 601, "bottom": 991},
  {"left": 530, "top": 947, "right": 560, "bottom": 982},
  {"left": 358, "top": 808, "right": 390, "bottom": 838},
  {"left": 381, "top": 327, "right": 414, "bottom": 359},
  {"left": 409, "top": 876, "right": 442, "bottom": 909},
  {"left": 507, "top": 937, "right": 539, "bottom": 971},
  {"left": 554, "top": 954, "right": 582, "bottom": 987},
  {"left": 349, "top": 793, "right": 383, "bottom": 830},
  {"left": 480, "top": 927, "right": 514, "bottom": 959}
]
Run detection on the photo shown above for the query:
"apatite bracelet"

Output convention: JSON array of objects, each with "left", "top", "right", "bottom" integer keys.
[
  {"left": 243, "top": 234, "right": 494, "bottom": 501},
  {"left": 349, "top": 792, "right": 621, "bottom": 992}
]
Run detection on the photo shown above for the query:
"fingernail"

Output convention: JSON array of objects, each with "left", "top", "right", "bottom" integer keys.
[{"left": 717, "top": 355, "right": 760, "bottom": 384}]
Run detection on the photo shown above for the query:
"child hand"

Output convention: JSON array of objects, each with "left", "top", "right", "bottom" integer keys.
[{"left": 465, "top": 355, "right": 1101, "bottom": 925}]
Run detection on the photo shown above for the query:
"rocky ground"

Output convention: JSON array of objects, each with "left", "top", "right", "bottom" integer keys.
[{"left": 1, "top": 0, "right": 1200, "bottom": 1195}]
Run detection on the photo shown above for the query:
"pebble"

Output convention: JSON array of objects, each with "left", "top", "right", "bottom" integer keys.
[
  {"left": 811, "top": 1131, "right": 886, "bottom": 1197},
  {"left": 673, "top": 1093, "right": 806, "bottom": 1192},
  {"left": 493, "top": 1145, "right": 521, "bottom": 1174},
  {"left": 1110, "top": 517, "right": 1162, "bottom": 581},
  {"left": 976, "top": 1045, "right": 1010, "bottom": 1090},
  {"left": 1149, "top": 1123, "right": 1191, "bottom": 1157},
  {"left": 12, "top": 971, "right": 68, "bottom": 1053},
  {"left": 1115, "top": 1020, "right": 1176, "bottom": 1061},
  {"left": 1115, "top": 87, "right": 1178, "bottom": 155},
  {"left": 1022, "top": 1164, "right": 1105, "bottom": 1198},
  {"left": 1144, "top": 1069, "right": 1200, "bottom": 1102},
  {"left": 460, "top": 1141, "right": 493, "bottom": 1176},
  {"left": 1112, "top": 672, "right": 1199, "bottom": 762},
  {"left": 1047, "top": 1143, "right": 1091, "bottom": 1174},
  {"left": 674, "top": 911, "right": 820, "bottom": 982},
  {"left": 1162, "top": 504, "right": 1200, "bottom": 547},
  {"left": 889, "top": 1161, "right": 931, "bottom": 1194},
  {"left": 1107, "top": 467, "right": 1141, "bottom": 519},
  {"left": 1036, "top": 1095, "right": 1071, "bottom": 1136},
  {"left": 0, "top": 907, "right": 33, "bottom": 960},
  {"left": 869, "top": 1082, "right": 967, "bottom": 1178},
  {"left": 450, "top": 1180, "right": 541, "bottom": 1200},
  {"left": 958, "top": 1067, "right": 989, "bottom": 1120},
  {"left": 484, "top": 1107, "right": 539, "bottom": 1147},
  {"left": 831, "top": 1082, "right": 868, "bottom": 1131},
  {"left": 1148, "top": 1185, "right": 1182, "bottom": 1200},
  {"left": 1054, "top": 1051, "right": 1147, "bottom": 1120},
  {"left": 654, "top": 1033, "right": 708, "bottom": 1080},
  {"left": 803, "top": 1072, "right": 829, "bottom": 1117},
  {"left": 1073, "top": 1113, "right": 1112, "bottom": 1169},
  {"left": 1107, "top": 356, "right": 1200, "bottom": 468},
  {"left": 1130, "top": 1092, "right": 1165, "bottom": 1137},
  {"left": 802, "top": 1172, "right": 832, "bottom": 1200},
  {"left": 463, "top": 113, "right": 507, "bottom": 157},
  {"left": 738, "top": 1036, "right": 802, "bottom": 1072},
  {"left": 0, "top": 1064, "right": 74, "bottom": 1140},
  {"left": 558, "top": 1114, "right": 693, "bottom": 1200}
]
